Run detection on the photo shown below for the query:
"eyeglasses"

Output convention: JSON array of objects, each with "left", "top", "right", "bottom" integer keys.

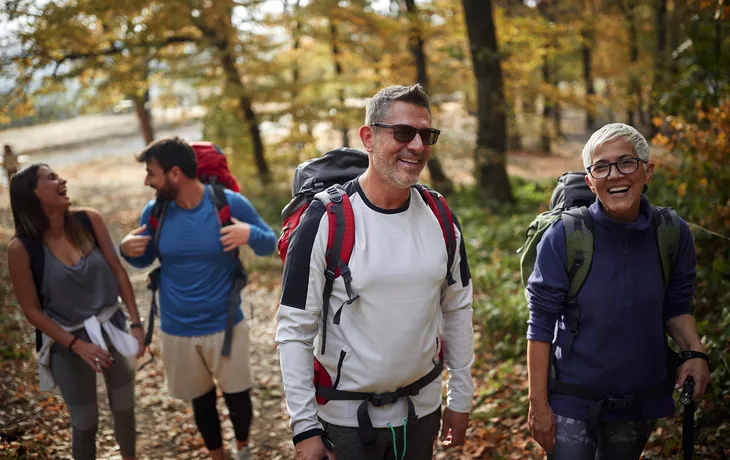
[
  {"left": 586, "top": 157, "right": 647, "bottom": 179},
  {"left": 370, "top": 123, "right": 441, "bottom": 145}
]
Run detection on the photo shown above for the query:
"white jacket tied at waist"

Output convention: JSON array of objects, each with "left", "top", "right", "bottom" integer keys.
[{"left": 38, "top": 302, "right": 139, "bottom": 392}]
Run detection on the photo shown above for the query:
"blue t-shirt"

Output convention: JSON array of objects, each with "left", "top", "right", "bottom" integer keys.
[
  {"left": 526, "top": 196, "right": 696, "bottom": 421},
  {"left": 122, "top": 187, "right": 277, "bottom": 336}
]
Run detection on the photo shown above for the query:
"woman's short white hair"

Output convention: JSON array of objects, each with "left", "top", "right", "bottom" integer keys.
[{"left": 581, "top": 123, "right": 650, "bottom": 168}]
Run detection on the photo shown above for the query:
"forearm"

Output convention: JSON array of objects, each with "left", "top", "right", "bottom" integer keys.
[
  {"left": 114, "top": 268, "right": 141, "bottom": 324},
  {"left": 666, "top": 314, "right": 705, "bottom": 352},
  {"left": 442, "top": 308, "right": 475, "bottom": 412},
  {"left": 528, "top": 340, "right": 551, "bottom": 404},
  {"left": 276, "top": 306, "right": 323, "bottom": 437},
  {"left": 247, "top": 225, "right": 277, "bottom": 256},
  {"left": 23, "top": 306, "right": 76, "bottom": 348},
  {"left": 119, "top": 245, "right": 156, "bottom": 268}
]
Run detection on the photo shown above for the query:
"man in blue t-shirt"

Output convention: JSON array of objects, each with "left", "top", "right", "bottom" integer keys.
[{"left": 120, "top": 137, "right": 277, "bottom": 460}]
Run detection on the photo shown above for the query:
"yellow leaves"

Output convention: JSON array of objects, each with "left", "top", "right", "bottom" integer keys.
[{"left": 677, "top": 183, "right": 687, "bottom": 198}]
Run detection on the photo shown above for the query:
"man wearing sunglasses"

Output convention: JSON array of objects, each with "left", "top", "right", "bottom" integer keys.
[{"left": 277, "top": 84, "right": 475, "bottom": 459}]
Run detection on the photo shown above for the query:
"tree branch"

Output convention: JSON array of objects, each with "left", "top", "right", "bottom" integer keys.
[{"left": 50, "top": 35, "right": 201, "bottom": 76}]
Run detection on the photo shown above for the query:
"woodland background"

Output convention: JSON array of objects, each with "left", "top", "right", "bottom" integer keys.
[{"left": 0, "top": 0, "right": 728, "bottom": 458}]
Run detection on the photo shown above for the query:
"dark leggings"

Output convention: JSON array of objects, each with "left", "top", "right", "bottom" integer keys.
[
  {"left": 191, "top": 386, "right": 253, "bottom": 451},
  {"left": 50, "top": 343, "right": 136, "bottom": 460},
  {"left": 548, "top": 415, "right": 654, "bottom": 460}
]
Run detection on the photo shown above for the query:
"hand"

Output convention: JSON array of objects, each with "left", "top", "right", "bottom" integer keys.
[
  {"left": 120, "top": 224, "right": 151, "bottom": 258},
  {"left": 528, "top": 400, "right": 556, "bottom": 454},
  {"left": 130, "top": 326, "right": 146, "bottom": 358},
  {"left": 295, "top": 436, "right": 336, "bottom": 460},
  {"left": 70, "top": 339, "right": 114, "bottom": 373},
  {"left": 440, "top": 407, "right": 469, "bottom": 447},
  {"left": 219, "top": 217, "right": 250, "bottom": 252},
  {"left": 676, "top": 357, "right": 711, "bottom": 400}
]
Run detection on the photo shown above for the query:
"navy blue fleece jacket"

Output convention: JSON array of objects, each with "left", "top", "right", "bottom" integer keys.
[{"left": 526, "top": 196, "right": 696, "bottom": 421}]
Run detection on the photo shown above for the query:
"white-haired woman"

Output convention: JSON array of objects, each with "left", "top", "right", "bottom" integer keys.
[{"left": 526, "top": 123, "right": 711, "bottom": 459}]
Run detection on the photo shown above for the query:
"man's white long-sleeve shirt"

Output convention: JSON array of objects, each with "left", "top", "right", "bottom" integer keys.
[{"left": 276, "top": 180, "right": 474, "bottom": 439}]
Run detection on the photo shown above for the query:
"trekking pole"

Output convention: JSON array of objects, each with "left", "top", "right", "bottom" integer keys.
[{"left": 680, "top": 377, "right": 695, "bottom": 460}]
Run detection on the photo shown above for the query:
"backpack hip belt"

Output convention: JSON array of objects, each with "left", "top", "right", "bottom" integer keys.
[{"left": 315, "top": 359, "right": 444, "bottom": 449}]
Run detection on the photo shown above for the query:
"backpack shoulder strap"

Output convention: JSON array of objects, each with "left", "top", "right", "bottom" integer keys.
[
  {"left": 17, "top": 235, "right": 46, "bottom": 352},
  {"left": 414, "top": 184, "right": 457, "bottom": 286},
  {"left": 208, "top": 183, "right": 233, "bottom": 225},
  {"left": 147, "top": 199, "right": 169, "bottom": 260},
  {"left": 559, "top": 206, "right": 594, "bottom": 354},
  {"left": 562, "top": 206, "right": 594, "bottom": 299},
  {"left": 652, "top": 206, "right": 681, "bottom": 288},
  {"left": 313, "top": 184, "right": 357, "bottom": 355},
  {"left": 73, "top": 210, "right": 99, "bottom": 247}
]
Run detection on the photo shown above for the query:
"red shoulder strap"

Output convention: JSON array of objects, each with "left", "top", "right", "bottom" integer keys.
[
  {"left": 417, "top": 185, "right": 457, "bottom": 285},
  {"left": 325, "top": 192, "right": 355, "bottom": 276}
]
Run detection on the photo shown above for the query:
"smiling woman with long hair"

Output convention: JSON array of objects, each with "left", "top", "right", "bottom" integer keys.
[{"left": 7, "top": 164, "right": 145, "bottom": 460}]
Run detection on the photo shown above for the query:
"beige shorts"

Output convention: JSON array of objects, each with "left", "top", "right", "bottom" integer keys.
[{"left": 160, "top": 321, "right": 252, "bottom": 400}]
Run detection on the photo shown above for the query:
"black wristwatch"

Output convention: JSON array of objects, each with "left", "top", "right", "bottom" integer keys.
[
  {"left": 130, "top": 321, "right": 144, "bottom": 329},
  {"left": 678, "top": 350, "right": 710, "bottom": 368}
]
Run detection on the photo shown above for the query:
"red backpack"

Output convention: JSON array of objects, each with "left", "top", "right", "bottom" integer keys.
[
  {"left": 278, "top": 148, "right": 458, "bottom": 356},
  {"left": 143, "top": 141, "right": 246, "bottom": 357}
]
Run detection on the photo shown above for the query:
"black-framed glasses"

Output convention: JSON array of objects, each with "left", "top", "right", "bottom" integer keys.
[
  {"left": 370, "top": 122, "right": 441, "bottom": 145},
  {"left": 586, "top": 157, "right": 647, "bottom": 179}
]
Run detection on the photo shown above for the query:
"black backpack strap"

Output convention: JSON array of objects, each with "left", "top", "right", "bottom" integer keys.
[
  {"left": 208, "top": 184, "right": 248, "bottom": 357},
  {"left": 73, "top": 211, "right": 100, "bottom": 247},
  {"left": 652, "top": 205, "right": 681, "bottom": 288},
  {"left": 148, "top": 199, "right": 170, "bottom": 259},
  {"left": 18, "top": 236, "right": 46, "bottom": 352},
  {"left": 143, "top": 200, "right": 169, "bottom": 348}
]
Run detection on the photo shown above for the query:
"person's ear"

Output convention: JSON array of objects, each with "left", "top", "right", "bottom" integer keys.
[
  {"left": 584, "top": 172, "right": 596, "bottom": 194},
  {"left": 360, "top": 125, "right": 375, "bottom": 153}
]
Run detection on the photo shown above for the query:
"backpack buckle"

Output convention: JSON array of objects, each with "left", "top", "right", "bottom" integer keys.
[
  {"left": 326, "top": 186, "right": 343, "bottom": 203},
  {"left": 369, "top": 391, "right": 400, "bottom": 407},
  {"left": 324, "top": 268, "right": 336, "bottom": 281},
  {"left": 605, "top": 395, "right": 633, "bottom": 411}
]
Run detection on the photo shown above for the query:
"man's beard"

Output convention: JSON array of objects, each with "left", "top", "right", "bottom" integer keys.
[{"left": 155, "top": 180, "right": 178, "bottom": 201}]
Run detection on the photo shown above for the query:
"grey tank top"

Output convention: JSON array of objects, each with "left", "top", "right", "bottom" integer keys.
[{"left": 41, "top": 245, "right": 120, "bottom": 327}]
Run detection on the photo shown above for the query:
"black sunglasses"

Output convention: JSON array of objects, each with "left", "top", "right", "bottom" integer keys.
[{"left": 371, "top": 123, "right": 441, "bottom": 145}]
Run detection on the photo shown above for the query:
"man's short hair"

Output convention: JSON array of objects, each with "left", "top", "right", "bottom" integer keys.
[
  {"left": 365, "top": 84, "right": 431, "bottom": 125},
  {"left": 137, "top": 136, "right": 197, "bottom": 179}
]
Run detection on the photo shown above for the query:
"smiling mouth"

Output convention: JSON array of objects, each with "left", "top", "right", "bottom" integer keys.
[
  {"left": 58, "top": 188, "right": 67, "bottom": 197},
  {"left": 398, "top": 157, "right": 421, "bottom": 165},
  {"left": 608, "top": 185, "right": 630, "bottom": 195}
]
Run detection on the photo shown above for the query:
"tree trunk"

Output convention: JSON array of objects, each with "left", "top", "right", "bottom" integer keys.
[
  {"left": 540, "top": 56, "right": 552, "bottom": 153},
  {"left": 669, "top": 3, "right": 680, "bottom": 77},
  {"left": 330, "top": 21, "right": 349, "bottom": 147},
  {"left": 403, "top": 0, "right": 453, "bottom": 195},
  {"left": 194, "top": 10, "right": 270, "bottom": 183},
  {"left": 581, "top": 26, "right": 595, "bottom": 131},
  {"left": 218, "top": 43, "right": 270, "bottom": 183},
  {"left": 648, "top": 0, "right": 666, "bottom": 138},
  {"left": 625, "top": 1, "right": 640, "bottom": 127},
  {"left": 133, "top": 88, "right": 154, "bottom": 145},
  {"left": 508, "top": 104, "right": 522, "bottom": 151},
  {"left": 462, "top": 0, "right": 513, "bottom": 202}
]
